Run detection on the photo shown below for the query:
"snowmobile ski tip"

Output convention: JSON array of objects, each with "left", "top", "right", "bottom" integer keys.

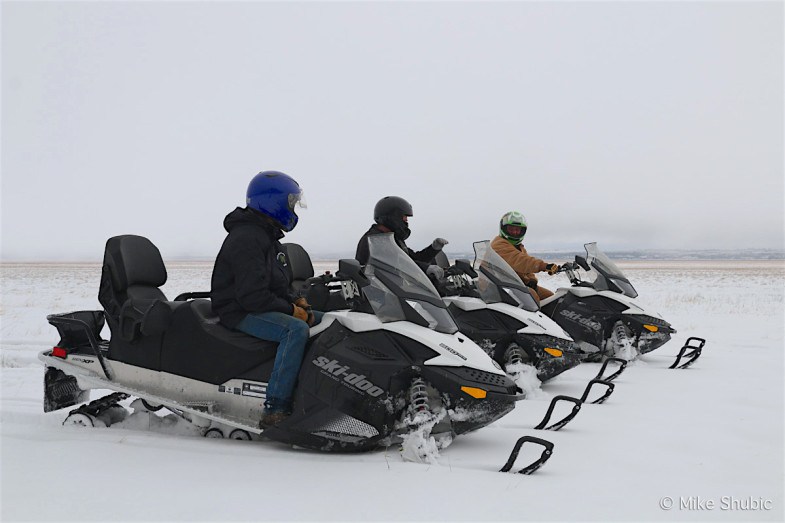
[
  {"left": 669, "top": 337, "right": 706, "bottom": 369},
  {"left": 594, "top": 357, "right": 627, "bottom": 382},
  {"left": 500, "top": 436, "right": 555, "bottom": 475},
  {"left": 579, "top": 379, "right": 615, "bottom": 405},
  {"left": 533, "top": 395, "right": 582, "bottom": 431}
]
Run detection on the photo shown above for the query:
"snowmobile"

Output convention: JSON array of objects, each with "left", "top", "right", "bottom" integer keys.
[
  {"left": 429, "top": 241, "right": 586, "bottom": 383},
  {"left": 41, "top": 233, "right": 529, "bottom": 456},
  {"left": 539, "top": 242, "right": 685, "bottom": 362}
]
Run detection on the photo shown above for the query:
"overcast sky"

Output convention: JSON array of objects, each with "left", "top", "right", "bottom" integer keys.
[{"left": 2, "top": 1, "right": 783, "bottom": 261}]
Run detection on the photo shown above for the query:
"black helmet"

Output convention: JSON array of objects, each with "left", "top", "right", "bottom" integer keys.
[{"left": 374, "top": 196, "right": 413, "bottom": 241}]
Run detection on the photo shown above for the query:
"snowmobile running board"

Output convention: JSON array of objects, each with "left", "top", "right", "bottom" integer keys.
[
  {"left": 669, "top": 337, "right": 706, "bottom": 369},
  {"left": 500, "top": 436, "right": 555, "bottom": 475},
  {"left": 594, "top": 357, "right": 627, "bottom": 382}
]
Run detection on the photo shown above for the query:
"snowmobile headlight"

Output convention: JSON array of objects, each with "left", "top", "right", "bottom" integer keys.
[
  {"left": 460, "top": 386, "right": 487, "bottom": 399},
  {"left": 543, "top": 347, "right": 563, "bottom": 358}
]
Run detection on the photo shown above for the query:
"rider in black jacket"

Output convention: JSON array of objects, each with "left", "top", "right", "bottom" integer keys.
[
  {"left": 211, "top": 171, "right": 320, "bottom": 428},
  {"left": 355, "top": 196, "right": 448, "bottom": 279}
]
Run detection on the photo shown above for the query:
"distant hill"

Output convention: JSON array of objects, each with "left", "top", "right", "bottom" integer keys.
[{"left": 306, "top": 248, "right": 785, "bottom": 262}]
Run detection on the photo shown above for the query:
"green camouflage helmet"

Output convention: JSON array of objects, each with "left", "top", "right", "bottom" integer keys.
[{"left": 499, "top": 211, "right": 528, "bottom": 245}]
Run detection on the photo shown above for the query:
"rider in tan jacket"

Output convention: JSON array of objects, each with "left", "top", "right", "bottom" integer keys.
[{"left": 490, "top": 211, "right": 560, "bottom": 302}]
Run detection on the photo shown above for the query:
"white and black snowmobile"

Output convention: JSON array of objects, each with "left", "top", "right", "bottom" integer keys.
[
  {"left": 540, "top": 242, "right": 703, "bottom": 367},
  {"left": 429, "top": 241, "right": 585, "bottom": 383},
  {"left": 41, "top": 233, "right": 532, "bottom": 456}
]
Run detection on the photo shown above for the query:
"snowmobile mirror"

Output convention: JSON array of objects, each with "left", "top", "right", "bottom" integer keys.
[
  {"left": 575, "top": 256, "right": 591, "bottom": 271},
  {"left": 454, "top": 259, "right": 477, "bottom": 279},
  {"left": 337, "top": 259, "right": 369, "bottom": 287}
]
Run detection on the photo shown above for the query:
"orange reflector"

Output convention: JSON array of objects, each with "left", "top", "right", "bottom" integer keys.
[
  {"left": 643, "top": 324, "right": 659, "bottom": 332},
  {"left": 52, "top": 346, "right": 67, "bottom": 358},
  {"left": 461, "top": 386, "right": 487, "bottom": 399},
  {"left": 543, "top": 347, "right": 563, "bottom": 358}
]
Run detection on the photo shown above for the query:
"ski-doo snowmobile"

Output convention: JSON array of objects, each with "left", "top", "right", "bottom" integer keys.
[
  {"left": 539, "top": 242, "right": 676, "bottom": 361},
  {"left": 430, "top": 241, "right": 584, "bottom": 383},
  {"left": 41, "top": 233, "right": 523, "bottom": 453}
]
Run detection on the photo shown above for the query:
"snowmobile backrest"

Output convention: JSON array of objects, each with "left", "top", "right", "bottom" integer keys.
[
  {"left": 281, "top": 243, "right": 314, "bottom": 293},
  {"left": 98, "top": 235, "right": 170, "bottom": 341}
]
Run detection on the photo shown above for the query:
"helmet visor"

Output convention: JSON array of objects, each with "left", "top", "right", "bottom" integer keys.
[
  {"left": 288, "top": 190, "right": 307, "bottom": 210},
  {"left": 502, "top": 224, "right": 526, "bottom": 240}
]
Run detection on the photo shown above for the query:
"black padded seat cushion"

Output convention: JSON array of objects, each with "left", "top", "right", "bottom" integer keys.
[{"left": 160, "top": 299, "right": 279, "bottom": 384}]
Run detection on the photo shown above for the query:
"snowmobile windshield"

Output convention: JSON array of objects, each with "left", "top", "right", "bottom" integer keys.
[
  {"left": 472, "top": 241, "right": 539, "bottom": 312},
  {"left": 584, "top": 243, "right": 638, "bottom": 298},
  {"left": 364, "top": 234, "right": 458, "bottom": 334}
]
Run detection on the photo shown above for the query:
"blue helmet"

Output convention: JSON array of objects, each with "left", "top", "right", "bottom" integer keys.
[{"left": 246, "top": 171, "right": 304, "bottom": 232}]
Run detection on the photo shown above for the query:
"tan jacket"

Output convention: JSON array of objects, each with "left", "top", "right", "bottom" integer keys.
[{"left": 490, "top": 235, "right": 547, "bottom": 286}]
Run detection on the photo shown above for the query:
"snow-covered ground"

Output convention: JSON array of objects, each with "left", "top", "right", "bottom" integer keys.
[{"left": 2, "top": 260, "right": 783, "bottom": 521}]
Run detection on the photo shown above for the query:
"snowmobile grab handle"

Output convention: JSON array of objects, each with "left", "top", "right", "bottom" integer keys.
[{"left": 173, "top": 291, "right": 210, "bottom": 301}]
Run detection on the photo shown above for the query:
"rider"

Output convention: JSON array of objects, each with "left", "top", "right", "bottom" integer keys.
[
  {"left": 490, "top": 211, "right": 560, "bottom": 302},
  {"left": 211, "top": 171, "right": 322, "bottom": 428},
  {"left": 355, "top": 196, "right": 448, "bottom": 280}
]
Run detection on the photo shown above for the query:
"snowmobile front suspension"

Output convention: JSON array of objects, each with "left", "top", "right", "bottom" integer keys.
[
  {"left": 669, "top": 337, "right": 706, "bottom": 369},
  {"left": 579, "top": 379, "right": 615, "bottom": 405},
  {"left": 500, "top": 436, "right": 555, "bottom": 475},
  {"left": 533, "top": 396, "right": 581, "bottom": 431},
  {"left": 594, "top": 357, "right": 627, "bottom": 382}
]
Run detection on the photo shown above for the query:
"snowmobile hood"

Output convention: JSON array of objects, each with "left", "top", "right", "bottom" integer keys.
[{"left": 223, "top": 207, "right": 284, "bottom": 239}]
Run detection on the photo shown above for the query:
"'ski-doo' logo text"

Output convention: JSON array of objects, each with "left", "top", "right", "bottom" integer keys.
[
  {"left": 559, "top": 310, "right": 602, "bottom": 332},
  {"left": 312, "top": 356, "right": 384, "bottom": 397},
  {"left": 439, "top": 343, "right": 467, "bottom": 361}
]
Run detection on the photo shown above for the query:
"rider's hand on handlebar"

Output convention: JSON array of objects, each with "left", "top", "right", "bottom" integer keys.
[
  {"left": 294, "top": 297, "right": 311, "bottom": 309},
  {"left": 426, "top": 265, "right": 445, "bottom": 280},
  {"left": 546, "top": 263, "right": 560, "bottom": 275},
  {"left": 431, "top": 238, "right": 449, "bottom": 251},
  {"left": 292, "top": 304, "right": 309, "bottom": 323}
]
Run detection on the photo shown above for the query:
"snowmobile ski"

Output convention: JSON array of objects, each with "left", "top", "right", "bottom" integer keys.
[
  {"left": 500, "top": 435, "right": 555, "bottom": 475},
  {"left": 669, "top": 337, "right": 706, "bottom": 369},
  {"left": 533, "top": 395, "right": 582, "bottom": 431},
  {"left": 594, "top": 357, "right": 628, "bottom": 382}
]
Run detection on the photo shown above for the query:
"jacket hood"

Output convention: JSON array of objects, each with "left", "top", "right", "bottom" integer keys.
[{"left": 223, "top": 207, "right": 284, "bottom": 239}]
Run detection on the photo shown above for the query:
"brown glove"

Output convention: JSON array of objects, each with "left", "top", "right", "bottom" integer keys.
[
  {"left": 294, "top": 297, "right": 310, "bottom": 308},
  {"left": 546, "top": 263, "right": 560, "bottom": 275},
  {"left": 292, "top": 304, "right": 308, "bottom": 323}
]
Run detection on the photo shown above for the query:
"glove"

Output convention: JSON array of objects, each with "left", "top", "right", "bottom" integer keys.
[
  {"left": 294, "top": 297, "right": 310, "bottom": 309},
  {"left": 431, "top": 238, "right": 449, "bottom": 251},
  {"left": 546, "top": 263, "right": 560, "bottom": 275},
  {"left": 525, "top": 279, "right": 538, "bottom": 290},
  {"left": 292, "top": 304, "right": 308, "bottom": 323},
  {"left": 426, "top": 265, "right": 445, "bottom": 280}
]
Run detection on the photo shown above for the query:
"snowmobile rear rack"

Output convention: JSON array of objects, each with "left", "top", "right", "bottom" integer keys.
[
  {"left": 500, "top": 436, "right": 555, "bottom": 474},
  {"left": 579, "top": 379, "right": 615, "bottom": 405},
  {"left": 534, "top": 395, "right": 582, "bottom": 431},
  {"left": 669, "top": 337, "right": 706, "bottom": 369},
  {"left": 594, "top": 357, "right": 627, "bottom": 382},
  {"left": 47, "top": 312, "right": 113, "bottom": 380},
  {"left": 173, "top": 291, "right": 210, "bottom": 301}
]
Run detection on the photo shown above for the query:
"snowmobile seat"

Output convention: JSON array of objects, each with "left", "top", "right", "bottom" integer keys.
[
  {"left": 281, "top": 243, "right": 314, "bottom": 294},
  {"left": 159, "top": 299, "right": 278, "bottom": 384}
]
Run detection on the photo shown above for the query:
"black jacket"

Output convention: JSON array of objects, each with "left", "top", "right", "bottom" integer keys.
[
  {"left": 355, "top": 224, "right": 439, "bottom": 270},
  {"left": 211, "top": 207, "right": 295, "bottom": 328}
]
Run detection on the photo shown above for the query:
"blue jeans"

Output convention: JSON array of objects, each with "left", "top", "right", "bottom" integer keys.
[{"left": 236, "top": 310, "right": 324, "bottom": 412}]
